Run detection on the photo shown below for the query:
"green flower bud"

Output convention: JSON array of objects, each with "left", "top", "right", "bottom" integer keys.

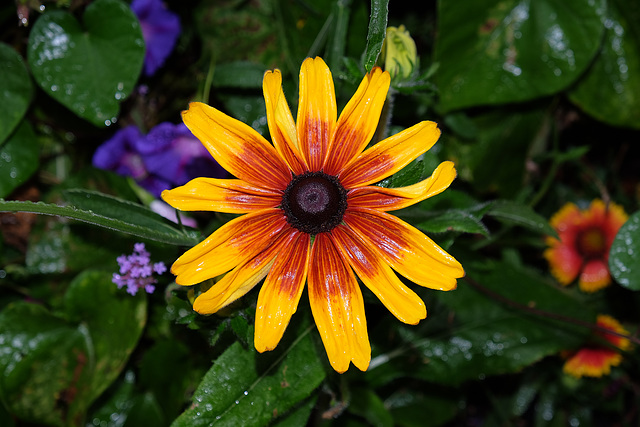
[{"left": 382, "top": 25, "right": 418, "bottom": 80}]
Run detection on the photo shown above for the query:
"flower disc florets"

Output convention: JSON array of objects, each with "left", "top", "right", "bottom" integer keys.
[{"left": 282, "top": 171, "right": 348, "bottom": 235}]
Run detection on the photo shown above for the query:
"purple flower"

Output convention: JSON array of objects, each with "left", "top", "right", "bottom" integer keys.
[
  {"left": 138, "top": 122, "right": 227, "bottom": 186},
  {"left": 112, "top": 243, "right": 166, "bottom": 295},
  {"left": 93, "top": 123, "right": 227, "bottom": 197},
  {"left": 92, "top": 125, "right": 170, "bottom": 197},
  {"left": 131, "top": 0, "right": 181, "bottom": 76}
]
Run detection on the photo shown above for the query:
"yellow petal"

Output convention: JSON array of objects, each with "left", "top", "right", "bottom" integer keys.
[
  {"left": 330, "top": 226, "right": 427, "bottom": 325},
  {"left": 254, "top": 231, "right": 310, "bottom": 352},
  {"left": 263, "top": 69, "right": 308, "bottom": 175},
  {"left": 339, "top": 121, "right": 441, "bottom": 188},
  {"left": 347, "top": 161, "right": 457, "bottom": 211},
  {"left": 323, "top": 67, "right": 390, "bottom": 175},
  {"left": 171, "top": 209, "right": 287, "bottom": 286},
  {"left": 182, "top": 102, "right": 291, "bottom": 190},
  {"left": 308, "top": 233, "right": 371, "bottom": 372},
  {"left": 192, "top": 228, "right": 298, "bottom": 314},
  {"left": 162, "top": 178, "right": 281, "bottom": 213},
  {"left": 344, "top": 208, "right": 464, "bottom": 291},
  {"left": 297, "top": 57, "right": 337, "bottom": 171}
]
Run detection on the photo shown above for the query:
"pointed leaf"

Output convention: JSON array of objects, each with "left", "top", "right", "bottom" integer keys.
[
  {"left": 487, "top": 200, "right": 557, "bottom": 237},
  {"left": 363, "top": 0, "right": 389, "bottom": 71},
  {"left": 0, "top": 43, "right": 33, "bottom": 143},
  {"left": 609, "top": 210, "right": 640, "bottom": 290}
]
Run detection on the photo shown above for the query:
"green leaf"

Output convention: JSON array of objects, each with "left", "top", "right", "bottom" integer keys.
[
  {"left": 568, "top": 0, "right": 640, "bottom": 129},
  {"left": 0, "top": 43, "right": 33, "bottom": 143},
  {"left": 487, "top": 200, "right": 557, "bottom": 237},
  {"left": 64, "top": 270, "right": 147, "bottom": 404},
  {"left": 0, "top": 120, "right": 39, "bottom": 198},
  {"left": 27, "top": 0, "right": 144, "bottom": 127},
  {"left": 370, "top": 261, "right": 595, "bottom": 386},
  {"left": 0, "top": 195, "right": 200, "bottom": 246},
  {"left": 171, "top": 325, "right": 325, "bottom": 427},
  {"left": 417, "top": 209, "right": 490, "bottom": 236},
  {"left": 0, "top": 302, "right": 92, "bottom": 426},
  {"left": 435, "top": 0, "right": 605, "bottom": 112},
  {"left": 385, "top": 390, "right": 459, "bottom": 427},
  {"left": 609, "top": 210, "right": 640, "bottom": 290},
  {"left": 213, "top": 61, "right": 266, "bottom": 89},
  {"left": 363, "top": 0, "right": 389, "bottom": 72},
  {"left": 349, "top": 387, "right": 393, "bottom": 427}
]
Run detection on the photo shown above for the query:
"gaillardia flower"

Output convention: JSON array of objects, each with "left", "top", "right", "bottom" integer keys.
[
  {"left": 162, "top": 57, "right": 464, "bottom": 372},
  {"left": 563, "top": 314, "right": 631, "bottom": 378},
  {"left": 544, "top": 200, "right": 627, "bottom": 293}
]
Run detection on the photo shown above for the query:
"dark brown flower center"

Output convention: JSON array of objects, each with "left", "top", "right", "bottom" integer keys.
[
  {"left": 576, "top": 227, "right": 607, "bottom": 259},
  {"left": 281, "top": 171, "right": 347, "bottom": 234}
]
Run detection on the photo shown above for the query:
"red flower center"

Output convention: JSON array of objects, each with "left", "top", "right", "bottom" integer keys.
[
  {"left": 282, "top": 171, "right": 348, "bottom": 235},
  {"left": 576, "top": 227, "right": 607, "bottom": 259}
]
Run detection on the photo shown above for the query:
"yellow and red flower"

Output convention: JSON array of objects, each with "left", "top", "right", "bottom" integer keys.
[
  {"left": 563, "top": 314, "right": 631, "bottom": 378},
  {"left": 544, "top": 199, "right": 627, "bottom": 293},
  {"left": 162, "top": 57, "right": 464, "bottom": 373}
]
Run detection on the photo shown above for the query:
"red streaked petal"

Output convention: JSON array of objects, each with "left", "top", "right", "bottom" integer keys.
[
  {"left": 171, "top": 209, "right": 287, "bottom": 286},
  {"left": 563, "top": 347, "right": 622, "bottom": 378},
  {"left": 263, "top": 69, "right": 308, "bottom": 175},
  {"left": 254, "top": 230, "right": 310, "bottom": 352},
  {"left": 162, "top": 178, "right": 281, "bottom": 213},
  {"left": 596, "top": 314, "right": 631, "bottom": 350},
  {"left": 308, "top": 233, "right": 371, "bottom": 373},
  {"left": 339, "top": 121, "right": 441, "bottom": 188},
  {"left": 192, "top": 231, "right": 293, "bottom": 314},
  {"left": 348, "top": 161, "right": 457, "bottom": 211},
  {"left": 578, "top": 259, "right": 611, "bottom": 293},
  {"left": 323, "top": 67, "right": 390, "bottom": 175},
  {"left": 182, "top": 102, "right": 291, "bottom": 190},
  {"left": 543, "top": 243, "right": 582, "bottom": 285},
  {"left": 329, "top": 226, "right": 427, "bottom": 325},
  {"left": 344, "top": 208, "right": 464, "bottom": 290},
  {"left": 549, "top": 202, "right": 582, "bottom": 233},
  {"left": 297, "top": 57, "right": 337, "bottom": 171}
]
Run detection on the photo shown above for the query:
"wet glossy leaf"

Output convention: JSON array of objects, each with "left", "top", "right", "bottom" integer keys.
[
  {"left": 417, "top": 209, "right": 489, "bottom": 236},
  {"left": 0, "top": 302, "right": 91, "bottom": 426},
  {"left": 0, "top": 43, "right": 33, "bottom": 144},
  {"left": 370, "top": 261, "right": 594, "bottom": 386},
  {"left": 609, "top": 210, "right": 640, "bottom": 290},
  {"left": 435, "top": 0, "right": 605, "bottom": 112},
  {"left": 0, "top": 195, "right": 200, "bottom": 246},
  {"left": 363, "top": 0, "right": 389, "bottom": 71},
  {"left": 171, "top": 325, "right": 325, "bottom": 427},
  {"left": 27, "top": 0, "right": 144, "bottom": 127},
  {"left": 488, "top": 200, "right": 557, "bottom": 237},
  {"left": 0, "top": 121, "right": 39, "bottom": 198},
  {"left": 64, "top": 270, "right": 147, "bottom": 404},
  {"left": 385, "top": 390, "right": 459, "bottom": 427},
  {"left": 569, "top": 0, "right": 640, "bottom": 129}
]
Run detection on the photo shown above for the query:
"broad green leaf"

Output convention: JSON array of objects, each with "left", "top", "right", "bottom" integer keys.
[
  {"left": 171, "top": 325, "right": 325, "bottom": 427},
  {"left": 609, "top": 210, "right": 640, "bottom": 290},
  {"left": 64, "top": 270, "right": 147, "bottom": 404},
  {"left": 0, "top": 43, "right": 33, "bottom": 143},
  {"left": 27, "top": 0, "right": 144, "bottom": 127},
  {"left": 0, "top": 302, "right": 91, "bottom": 426},
  {"left": 349, "top": 387, "right": 393, "bottom": 427},
  {"left": 0, "top": 120, "right": 39, "bottom": 198},
  {"left": 385, "top": 390, "right": 459, "bottom": 427},
  {"left": 435, "top": 0, "right": 605, "bottom": 112},
  {"left": 370, "top": 261, "right": 595, "bottom": 386},
  {"left": 569, "top": 0, "right": 640, "bottom": 129},
  {"left": 417, "top": 209, "right": 490, "bottom": 236},
  {"left": 488, "top": 200, "right": 557, "bottom": 237},
  {"left": 363, "top": 0, "right": 389, "bottom": 71},
  {"left": 0, "top": 196, "right": 200, "bottom": 246}
]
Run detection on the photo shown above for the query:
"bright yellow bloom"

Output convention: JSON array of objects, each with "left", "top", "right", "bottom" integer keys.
[
  {"left": 544, "top": 200, "right": 627, "bottom": 292},
  {"left": 162, "top": 57, "right": 464, "bottom": 373},
  {"left": 563, "top": 314, "right": 631, "bottom": 378}
]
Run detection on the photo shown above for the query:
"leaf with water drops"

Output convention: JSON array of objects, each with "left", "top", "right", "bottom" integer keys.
[
  {"left": 0, "top": 120, "right": 39, "bottom": 198},
  {"left": 609, "top": 210, "right": 640, "bottom": 290},
  {"left": 568, "top": 0, "right": 640, "bottom": 129},
  {"left": 434, "top": 0, "right": 605, "bottom": 112},
  {"left": 0, "top": 43, "right": 33, "bottom": 144},
  {"left": 27, "top": 0, "right": 144, "bottom": 127},
  {"left": 171, "top": 321, "right": 325, "bottom": 427}
]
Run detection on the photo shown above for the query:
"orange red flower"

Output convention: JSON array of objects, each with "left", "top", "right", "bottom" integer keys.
[
  {"left": 162, "top": 57, "right": 464, "bottom": 372},
  {"left": 544, "top": 199, "right": 627, "bottom": 292},
  {"left": 563, "top": 314, "right": 631, "bottom": 378}
]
